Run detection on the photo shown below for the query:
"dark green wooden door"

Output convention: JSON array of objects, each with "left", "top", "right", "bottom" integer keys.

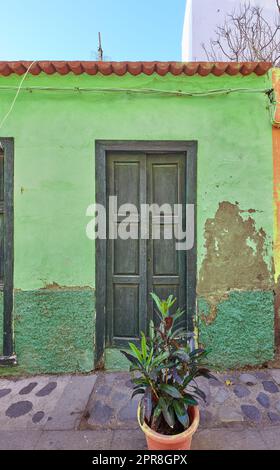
[{"left": 106, "top": 152, "right": 186, "bottom": 347}]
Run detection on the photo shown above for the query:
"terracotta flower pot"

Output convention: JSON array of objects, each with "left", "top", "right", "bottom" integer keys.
[{"left": 137, "top": 404, "right": 200, "bottom": 451}]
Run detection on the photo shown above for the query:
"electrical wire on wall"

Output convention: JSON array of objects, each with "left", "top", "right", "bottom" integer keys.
[
  {"left": 0, "top": 71, "right": 277, "bottom": 127},
  {"left": 0, "top": 61, "right": 36, "bottom": 132},
  {"left": 0, "top": 84, "right": 272, "bottom": 97}
]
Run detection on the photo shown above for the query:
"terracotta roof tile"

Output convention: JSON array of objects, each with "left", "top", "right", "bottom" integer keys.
[{"left": 0, "top": 61, "right": 272, "bottom": 77}]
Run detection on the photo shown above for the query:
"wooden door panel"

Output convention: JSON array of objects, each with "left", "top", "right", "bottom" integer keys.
[
  {"left": 147, "top": 154, "right": 186, "bottom": 326},
  {"left": 107, "top": 153, "right": 146, "bottom": 346},
  {"left": 152, "top": 164, "right": 179, "bottom": 207},
  {"left": 114, "top": 161, "right": 140, "bottom": 208},
  {"left": 114, "top": 237, "right": 139, "bottom": 275},
  {"left": 113, "top": 284, "right": 139, "bottom": 338},
  {"left": 153, "top": 235, "right": 178, "bottom": 275}
]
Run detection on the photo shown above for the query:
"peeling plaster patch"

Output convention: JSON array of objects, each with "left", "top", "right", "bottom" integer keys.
[
  {"left": 198, "top": 202, "right": 273, "bottom": 295},
  {"left": 200, "top": 294, "right": 229, "bottom": 325},
  {"left": 246, "top": 237, "right": 257, "bottom": 255},
  {"left": 240, "top": 208, "right": 262, "bottom": 214},
  {"left": 42, "top": 283, "right": 93, "bottom": 291},
  {"left": 214, "top": 238, "right": 219, "bottom": 253}
]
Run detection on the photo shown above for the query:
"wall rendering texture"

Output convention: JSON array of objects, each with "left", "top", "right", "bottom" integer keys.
[{"left": 0, "top": 70, "right": 275, "bottom": 373}]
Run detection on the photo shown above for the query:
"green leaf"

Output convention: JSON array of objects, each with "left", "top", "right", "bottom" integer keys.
[
  {"left": 155, "top": 361, "right": 177, "bottom": 372},
  {"left": 170, "top": 327, "right": 187, "bottom": 339},
  {"left": 152, "top": 351, "right": 170, "bottom": 367},
  {"left": 132, "top": 377, "right": 149, "bottom": 386},
  {"left": 196, "top": 368, "right": 216, "bottom": 380},
  {"left": 191, "top": 386, "right": 206, "bottom": 402},
  {"left": 146, "top": 347, "right": 154, "bottom": 367},
  {"left": 189, "top": 348, "right": 207, "bottom": 358},
  {"left": 150, "top": 292, "right": 162, "bottom": 313},
  {"left": 182, "top": 374, "right": 194, "bottom": 388},
  {"left": 149, "top": 320, "right": 155, "bottom": 341},
  {"left": 141, "top": 333, "right": 147, "bottom": 360},
  {"left": 153, "top": 308, "right": 163, "bottom": 323},
  {"left": 131, "top": 388, "right": 146, "bottom": 399},
  {"left": 120, "top": 350, "right": 140, "bottom": 367},
  {"left": 167, "top": 295, "right": 176, "bottom": 310},
  {"left": 158, "top": 397, "right": 175, "bottom": 428},
  {"left": 143, "top": 388, "right": 153, "bottom": 423},
  {"left": 173, "top": 401, "right": 190, "bottom": 429},
  {"left": 169, "top": 299, "right": 177, "bottom": 309},
  {"left": 173, "top": 350, "right": 190, "bottom": 363},
  {"left": 172, "top": 308, "right": 185, "bottom": 322},
  {"left": 183, "top": 394, "right": 198, "bottom": 406},
  {"left": 159, "top": 384, "right": 183, "bottom": 399},
  {"left": 153, "top": 403, "right": 162, "bottom": 420},
  {"left": 129, "top": 342, "right": 143, "bottom": 363},
  {"left": 151, "top": 402, "right": 162, "bottom": 430},
  {"left": 167, "top": 294, "right": 174, "bottom": 304}
]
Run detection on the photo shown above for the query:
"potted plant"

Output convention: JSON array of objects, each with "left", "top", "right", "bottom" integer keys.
[{"left": 121, "top": 293, "right": 215, "bottom": 451}]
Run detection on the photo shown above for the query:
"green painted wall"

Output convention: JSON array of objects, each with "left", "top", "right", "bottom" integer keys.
[{"left": 0, "top": 71, "right": 274, "bottom": 373}]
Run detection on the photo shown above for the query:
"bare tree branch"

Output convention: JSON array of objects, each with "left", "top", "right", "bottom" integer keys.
[{"left": 203, "top": 0, "right": 280, "bottom": 66}]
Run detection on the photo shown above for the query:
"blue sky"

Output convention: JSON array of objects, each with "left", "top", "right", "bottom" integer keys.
[{"left": 0, "top": 0, "right": 186, "bottom": 61}]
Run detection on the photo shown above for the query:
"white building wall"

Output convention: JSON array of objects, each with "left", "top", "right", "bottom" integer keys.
[{"left": 182, "top": 0, "right": 278, "bottom": 61}]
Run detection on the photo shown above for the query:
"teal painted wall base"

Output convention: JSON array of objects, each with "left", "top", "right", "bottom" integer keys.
[
  {"left": 105, "top": 348, "right": 130, "bottom": 371},
  {"left": 1, "top": 289, "right": 95, "bottom": 374},
  {"left": 0, "top": 289, "right": 275, "bottom": 374},
  {"left": 198, "top": 290, "right": 274, "bottom": 368}
]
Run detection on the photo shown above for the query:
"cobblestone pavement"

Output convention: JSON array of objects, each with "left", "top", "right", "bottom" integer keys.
[
  {"left": 0, "top": 374, "right": 96, "bottom": 431},
  {"left": 0, "top": 369, "right": 280, "bottom": 449},
  {"left": 84, "top": 369, "right": 280, "bottom": 430}
]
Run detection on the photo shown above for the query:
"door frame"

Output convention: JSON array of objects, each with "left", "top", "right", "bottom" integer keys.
[
  {"left": 0, "top": 138, "right": 15, "bottom": 366},
  {"left": 95, "top": 141, "right": 197, "bottom": 368}
]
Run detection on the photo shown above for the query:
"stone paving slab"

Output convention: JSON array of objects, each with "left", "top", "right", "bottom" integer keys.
[
  {"left": 259, "top": 426, "right": 280, "bottom": 450},
  {"left": 192, "top": 428, "right": 269, "bottom": 450},
  {"left": 35, "top": 430, "right": 113, "bottom": 450},
  {"left": 0, "top": 431, "right": 43, "bottom": 450},
  {"left": 110, "top": 429, "right": 147, "bottom": 450},
  {"left": 44, "top": 375, "right": 97, "bottom": 431},
  {"left": 0, "top": 374, "right": 97, "bottom": 431},
  {"left": 1, "top": 426, "right": 276, "bottom": 450},
  {"left": 85, "top": 372, "right": 139, "bottom": 430}
]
